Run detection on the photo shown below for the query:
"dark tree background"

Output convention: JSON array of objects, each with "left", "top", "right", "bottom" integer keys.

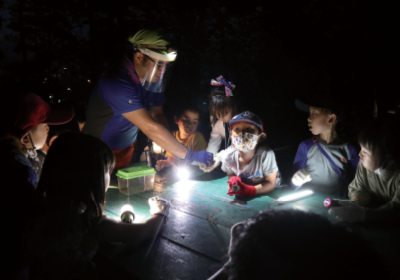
[{"left": 1, "top": 0, "right": 397, "bottom": 179}]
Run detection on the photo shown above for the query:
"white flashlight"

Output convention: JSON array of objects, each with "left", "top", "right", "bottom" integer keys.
[{"left": 273, "top": 190, "right": 313, "bottom": 204}]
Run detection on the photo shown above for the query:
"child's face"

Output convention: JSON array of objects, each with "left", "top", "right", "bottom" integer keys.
[
  {"left": 216, "top": 108, "right": 233, "bottom": 123},
  {"left": 231, "top": 122, "right": 260, "bottom": 136},
  {"left": 307, "top": 107, "right": 333, "bottom": 135},
  {"left": 26, "top": 124, "right": 49, "bottom": 150},
  {"left": 231, "top": 122, "right": 265, "bottom": 152},
  {"left": 359, "top": 144, "right": 379, "bottom": 171},
  {"left": 174, "top": 110, "right": 199, "bottom": 139}
]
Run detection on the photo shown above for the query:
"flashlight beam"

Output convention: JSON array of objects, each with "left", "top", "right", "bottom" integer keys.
[{"left": 274, "top": 190, "right": 313, "bottom": 203}]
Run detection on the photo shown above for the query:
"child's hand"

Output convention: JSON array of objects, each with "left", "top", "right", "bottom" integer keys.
[
  {"left": 226, "top": 176, "right": 256, "bottom": 196},
  {"left": 328, "top": 200, "right": 365, "bottom": 223},
  {"left": 291, "top": 168, "right": 312, "bottom": 188},
  {"left": 148, "top": 196, "right": 170, "bottom": 217},
  {"left": 199, "top": 154, "right": 222, "bottom": 172},
  {"left": 155, "top": 159, "right": 170, "bottom": 171}
]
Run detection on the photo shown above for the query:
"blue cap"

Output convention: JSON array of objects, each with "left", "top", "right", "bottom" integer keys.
[{"left": 229, "top": 111, "right": 263, "bottom": 132}]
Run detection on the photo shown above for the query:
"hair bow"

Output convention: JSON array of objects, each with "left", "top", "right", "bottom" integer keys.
[{"left": 210, "top": 75, "right": 235, "bottom": 97}]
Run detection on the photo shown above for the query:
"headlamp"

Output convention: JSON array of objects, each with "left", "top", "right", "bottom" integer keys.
[{"left": 137, "top": 48, "right": 177, "bottom": 62}]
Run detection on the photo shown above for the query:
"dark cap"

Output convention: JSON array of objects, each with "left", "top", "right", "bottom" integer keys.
[
  {"left": 2, "top": 93, "right": 74, "bottom": 139},
  {"left": 229, "top": 111, "right": 263, "bottom": 132},
  {"left": 295, "top": 94, "right": 340, "bottom": 114}
]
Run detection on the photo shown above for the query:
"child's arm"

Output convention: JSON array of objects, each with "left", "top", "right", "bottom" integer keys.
[
  {"left": 81, "top": 197, "right": 169, "bottom": 254},
  {"left": 291, "top": 141, "right": 310, "bottom": 188},
  {"left": 254, "top": 172, "right": 277, "bottom": 194},
  {"left": 348, "top": 163, "right": 370, "bottom": 205},
  {"left": 292, "top": 141, "right": 309, "bottom": 175}
]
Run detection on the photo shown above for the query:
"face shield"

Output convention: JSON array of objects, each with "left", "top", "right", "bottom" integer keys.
[{"left": 137, "top": 48, "right": 177, "bottom": 93}]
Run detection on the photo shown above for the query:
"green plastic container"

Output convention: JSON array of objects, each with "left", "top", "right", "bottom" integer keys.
[{"left": 116, "top": 165, "right": 156, "bottom": 195}]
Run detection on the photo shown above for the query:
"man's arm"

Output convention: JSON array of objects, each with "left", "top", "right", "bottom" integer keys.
[
  {"left": 150, "top": 106, "right": 170, "bottom": 131},
  {"left": 123, "top": 108, "right": 187, "bottom": 159}
]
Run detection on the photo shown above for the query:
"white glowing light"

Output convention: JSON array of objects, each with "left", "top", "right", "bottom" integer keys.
[
  {"left": 274, "top": 190, "right": 313, "bottom": 203},
  {"left": 178, "top": 168, "right": 189, "bottom": 180},
  {"left": 120, "top": 204, "right": 134, "bottom": 215},
  {"left": 153, "top": 142, "right": 162, "bottom": 153},
  {"left": 174, "top": 179, "right": 195, "bottom": 199}
]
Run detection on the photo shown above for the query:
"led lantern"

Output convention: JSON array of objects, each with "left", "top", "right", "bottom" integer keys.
[
  {"left": 120, "top": 204, "right": 135, "bottom": 223},
  {"left": 273, "top": 190, "right": 313, "bottom": 204}
]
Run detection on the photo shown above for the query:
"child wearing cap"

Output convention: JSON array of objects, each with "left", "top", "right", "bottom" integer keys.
[
  {"left": 28, "top": 124, "right": 71, "bottom": 179},
  {"left": 0, "top": 93, "right": 73, "bottom": 279},
  {"left": 155, "top": 103, "right": 207, "bottom": 172},
  {"left": 222, "top": 111, "right": 279, "bottom": 196},
  {"left": 329, "top": 117, "right": 400, "bottom": 223},
  {"left": 291, "top": 96, "right": 359, "bottom": 197}
]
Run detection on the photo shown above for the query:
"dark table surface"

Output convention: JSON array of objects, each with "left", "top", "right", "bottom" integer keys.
[{"left": 98, "top": 162, "right": 399, "bottom": 280}]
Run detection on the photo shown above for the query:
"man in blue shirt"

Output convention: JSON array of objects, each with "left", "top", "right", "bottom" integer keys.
[{"left": 83, "top": 29, "right": 213, "bottom": 169}]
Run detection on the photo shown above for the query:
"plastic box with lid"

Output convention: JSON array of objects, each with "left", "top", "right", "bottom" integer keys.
[{"left": 116, "top": 165, "right": 156, "bottom": 195}]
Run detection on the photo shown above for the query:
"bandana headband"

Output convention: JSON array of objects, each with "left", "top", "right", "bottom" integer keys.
[{"left": 211, "top": 75, "right": 235, "bottom": 97}]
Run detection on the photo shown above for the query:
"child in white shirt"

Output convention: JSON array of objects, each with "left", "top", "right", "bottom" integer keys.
[{"left": 221, "top": 111, "right": 279, "bottom": 196}]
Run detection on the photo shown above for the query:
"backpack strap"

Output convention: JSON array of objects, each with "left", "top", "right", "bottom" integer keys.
[{"left": 314, "top": 137, "right": 349, "bottom": 186}]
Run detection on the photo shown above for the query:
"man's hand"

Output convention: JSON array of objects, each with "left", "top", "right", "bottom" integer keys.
[
  {"left": 148, "top": 196, "right": 170, "bottom": 217},
  {"left": 185, "top": 150, "right": 214, "bottom": 167},
  {"left": 199, "top": 153, "right": 222, "bottom": 172},
  {"left": 226, "top": 176, "right": 256, "bottom": 196},
  {"left": 291, "top": 168, "right": 312, "bottom": 188},
  {"left": 329, "top": 200, "right": 365, "bottom": 223}
]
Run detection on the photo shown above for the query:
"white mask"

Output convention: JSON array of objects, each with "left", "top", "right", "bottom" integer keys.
[{"left": 232, "top": 132, "right": 259, "bottom": 152}]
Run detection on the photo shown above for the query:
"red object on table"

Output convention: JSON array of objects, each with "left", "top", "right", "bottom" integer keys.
[
  {"left": 227, "top": 176, "right": 256, "bottom": 196},
  {"left": 323, "top": 197, "right": 340, "bottom": 208}
]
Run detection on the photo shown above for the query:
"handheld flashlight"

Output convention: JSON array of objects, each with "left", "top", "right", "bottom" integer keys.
[
  {"left": 120, "top": 204, "right": 135, "bottom": 224},
  {"left": 323, "top": 197, "right": 340, "bottom": 208},
  {"left": 232, "top": 185, "right": 240, "bottom": 193},
  {"left": 177, "top": 168, "right": 189, "bottom": 180},
  {"left": 273, "top": 190, "right": 313, "bottom": 204}
]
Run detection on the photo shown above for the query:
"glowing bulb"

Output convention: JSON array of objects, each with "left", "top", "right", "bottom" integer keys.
[
  {"left": 120, "top": 204, "right": 134, "bottom": 215},
  {"left": 177, "top": 168, "right": 189, "bottom": 180},
  {"left": 120, "top": 204, "right": 135, "bottom": 223},
  {"left": 274, "top": 190, "right": 313, "bottom": 203}
]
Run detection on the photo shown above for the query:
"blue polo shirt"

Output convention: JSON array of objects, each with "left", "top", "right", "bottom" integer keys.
[{"left": 83, "top": 57, "right": 166, "bottom": 150}]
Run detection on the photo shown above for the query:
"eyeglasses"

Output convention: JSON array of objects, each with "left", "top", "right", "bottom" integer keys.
[{"left": 145, "top": 55, "right": 166, "bottom": 70}]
